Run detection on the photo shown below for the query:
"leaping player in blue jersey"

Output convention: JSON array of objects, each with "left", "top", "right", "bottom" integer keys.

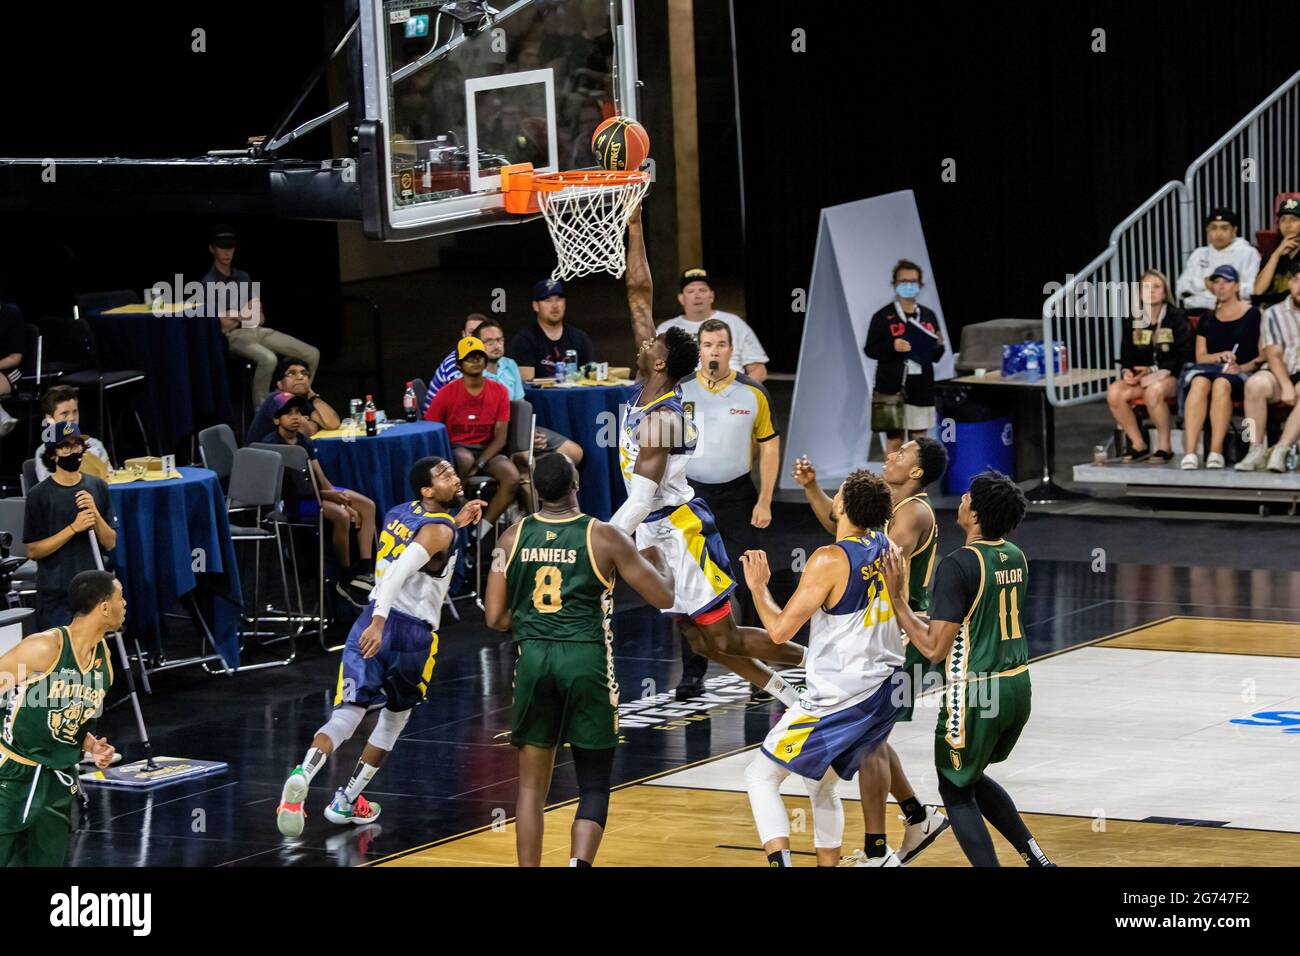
[{"left": 275, "top": 456, "right": 482, "bottom": 838}]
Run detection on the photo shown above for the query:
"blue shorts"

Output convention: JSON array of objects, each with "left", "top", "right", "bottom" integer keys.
[
  {"left": 760, "top": 673, "right": 901, "bottom": 781},
  {"left": 334, "top": 604, "right": 439, "bottom": 712},
  {"left": 284, "top": 486, "right": 352, "bottom": 522}
]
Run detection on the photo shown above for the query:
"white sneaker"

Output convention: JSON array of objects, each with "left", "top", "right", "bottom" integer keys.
[
  {"left": 1234, "top": 445, "right": 1268, "bottom": 471},
  {"left": 1205, "top": 452, "right": 1225, "bottom": 469},
  {"left": 323, "top": 788, "right": 382, "bottom": 826},
  {"left": 897, "top": 807, "right": 951, "bottom": 864},
  {"left": 0, "top": 405, "right": 15, "bottom": 437},
  {"left": 1267, "top": 445, "right": 1291, "bottom": 473},
  {"left": 846, "top": 847, "right": 903, "bottom": 867},
  {"left": 1180, "top": 453, "right": 1200, "bottom": 470},
  {"left": 275, "top": 766, "right": 310, "bottom": 838}
]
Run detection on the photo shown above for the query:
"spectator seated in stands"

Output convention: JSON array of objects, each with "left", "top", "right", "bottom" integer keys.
[
  {"left": 657, "top": 268, "right": 769, "bottom": 382},
  {"left": 424, "top": 336, "right": 518, "bottom": 528},
  {"left": 1176, "top": 207, "right": 1261, "bottom": 314},
  {"left": 33, "top": 385, "right": 111, "bottom": 481},
  {"left": 246, "top": 356, "right": 341, "bottom": 443},
  {"left": 1179, "top": 266, "right": 1264, "bottom": 470},
  {"left": 1107, "top": 270, "right": 1193, "bottom": 463},
  {"left": 1253, "top": 197, "right": 1300, "bottom": 308},
  {"left": 0, "top": 298, "right": 24, "bottom": 435},
  {"left": 510, "top": 279, "right": 595, "bottom": 381},
  {"left": 421, "top": 313, "right": 488, "bottom": 415},
  {"left": 259, "top": 391, "right": 376, "bottom": 603},
  {"left": 1238, "top": 270, "right": 1300, "bottom": 472},
  {"left": 203, "top": 224, "right": 320, "bottom": 404}
]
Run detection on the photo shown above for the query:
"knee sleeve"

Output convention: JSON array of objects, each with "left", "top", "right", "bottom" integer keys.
[
  {"left": 367, "top": 708, "right": 411, "bottom": 753},
  {"left": 804, "top": 771, "right": 845, "bottom": 849},
  {"left": 571, "top": 746, "right": 615, "bottom": 828},
  {"left": 745, "top": 754, "right": 791, "bottom": 845},
  {"left": 317, "top": 704, "right": 365, "bottom": 751}
]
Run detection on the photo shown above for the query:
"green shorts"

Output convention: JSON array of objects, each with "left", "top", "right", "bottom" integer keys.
[
  {"left": 0, "top": 754, "right": 79, "bottom": 867},
  {"left": 935, "top": 669, "right": 1031, "bottom": 788},
  {"left": 511, "top": 639, "right": 620, "bottom": 750}
]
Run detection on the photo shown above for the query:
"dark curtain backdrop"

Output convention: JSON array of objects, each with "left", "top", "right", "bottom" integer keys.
[
  {"left": 0, "top": 2, "right": 341, "bottom": 356},
  {"left": 722, "top": 1, "right": 1300, "bottom": 371}
]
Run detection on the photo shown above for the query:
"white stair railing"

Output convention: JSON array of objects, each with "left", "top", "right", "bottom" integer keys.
[{"left": 1043, "top": 70, "right": 1300, "bottom": 409}]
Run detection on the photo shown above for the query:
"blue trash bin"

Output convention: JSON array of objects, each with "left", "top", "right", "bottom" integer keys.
[{"left": 942, "top": 417, "right": 1014, "bottom": 496}]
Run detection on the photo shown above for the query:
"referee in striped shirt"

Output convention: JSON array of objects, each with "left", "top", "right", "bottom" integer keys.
[{"left": 676, "top": 318, "right": 781, "bottom": 700}]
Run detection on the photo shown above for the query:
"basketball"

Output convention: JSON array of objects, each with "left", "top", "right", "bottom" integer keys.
[{"left": 591, "top": 116, "right": 650, "bottom": 171}]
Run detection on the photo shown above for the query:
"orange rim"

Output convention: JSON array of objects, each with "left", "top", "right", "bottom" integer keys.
[{"left": 500, "top": 162, "right": 649, "bottom": 213}]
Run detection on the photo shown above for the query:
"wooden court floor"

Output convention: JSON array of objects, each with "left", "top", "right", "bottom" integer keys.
[{"left": 377, "top": 616, "right": 1300, "bottom": 868}]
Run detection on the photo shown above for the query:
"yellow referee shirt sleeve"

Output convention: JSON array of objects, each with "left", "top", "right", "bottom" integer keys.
[{"left": 747, "top": 383, "right": 777, "bottom": 442}]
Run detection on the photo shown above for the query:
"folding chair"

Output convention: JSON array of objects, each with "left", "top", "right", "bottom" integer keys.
[
  {"left": 227, "top": 447, "right": 298, "bottom": 668},
  {"left": 251, "top": 441, "right": 332, "bottom": 650},
  {"left": 198, "top": 423, "right": 238, "bottom": 493},
  {"left": 20, "top": 459, "right": 37, "bottom": 496},
  {"left": 0, "top": 497, "right": 38, "bottom": 606}
]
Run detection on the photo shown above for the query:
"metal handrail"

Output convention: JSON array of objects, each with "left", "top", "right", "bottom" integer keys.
[
  {"left": 1044, "top": 181, "right": 1183, "bottom": 407},
  {"left": 1182, "top": 69, "right": 1300, "bottom": 250}
]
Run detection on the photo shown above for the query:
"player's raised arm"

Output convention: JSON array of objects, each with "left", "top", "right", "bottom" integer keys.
[
  {"left": 610, "top": 412, "right": 672, "bottom": 535},
  {"left": 626, "top": 204, "right": 656, "bottom": 354},
  {"left": 593, "top": 523, "right": 674, "bottom": 609},
  {"left": 740, "top": 545, "right": 840, "bottom": 644},
  {"left": 484, "top": 521, "right": 520, "bottom": 631},
  {"left": 792, "top": 455, "right": 836, "bottom": 535},
  {"left": 882, "top": 545, "right": 960, "bottom": 662}
]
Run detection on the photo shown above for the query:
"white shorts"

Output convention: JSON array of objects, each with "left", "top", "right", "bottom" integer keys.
[{"left": 634, "top": 498, "right": 736, "bottom": 619}]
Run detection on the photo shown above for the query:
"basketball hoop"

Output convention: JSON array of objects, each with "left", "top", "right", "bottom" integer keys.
[{"left": 501, "top": 163, "right": 651, "bottom": 281}]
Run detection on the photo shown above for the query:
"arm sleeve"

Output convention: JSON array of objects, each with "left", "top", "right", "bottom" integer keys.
[
  {"left": 748, "top": 381, "right": 777, "bottom": 441},
  {"left": 22, "top": 492, "right": 46, "bottom": 545},
  {"left": 1117, "top": 318, "right": 1140, "bottom": 369},
  {"left": 863, "top": 310, "right": 894, "bottom": 361},
  {"left": 738, "top": 320, "right": 769, "bottom": 366},
  {"left": 492, "top": 382, "right": 511, "bottom": 423},
  {"left": 371, "top": 541, "right": 432, "bottom": 618},
  {"left": 1175, "top": 250, "right": 1202, "bottom": 302},
  {"left": 610, "top": 473, "right": 658, "bottom": 536},
  {"left": 424, "top": 380, "right": 450, "bottom": 423},
  {"left": 928, "top": 548, "right": 983, "bottom": 624}
]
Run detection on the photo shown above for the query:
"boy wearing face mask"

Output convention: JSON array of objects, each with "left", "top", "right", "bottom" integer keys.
[
  {"left": 864, "top": 259, "right": 946, "bottom": 455},
  {"left": 23, "top": 422, "right": 118, "bottom": 629}
]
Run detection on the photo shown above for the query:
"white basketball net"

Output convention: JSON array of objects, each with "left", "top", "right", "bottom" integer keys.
[{"left": 538, "top": 173, "right": 651, "bottom": 281}]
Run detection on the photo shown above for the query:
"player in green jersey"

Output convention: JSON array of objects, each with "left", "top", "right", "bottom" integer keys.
[
  {"left": 883, "top": 470, "right": 1054, "bottom": 867},
  {"left": 0, "top": 570, "right": 120, "bottom": 866},
  {"left": 485, "top": 453, "right": 675, "bottom": 867}
]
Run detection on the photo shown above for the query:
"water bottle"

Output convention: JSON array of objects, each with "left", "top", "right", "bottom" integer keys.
[
  {"left": 350, "top": 398, "right": 362, "bottom": 421},
  {"left": 1288, "top": 445, "right": 1299, "bottom": 473},
  {"left": 565, "top": 349, "right": 578, "bottom": 381},
  {"left": 364, "top": 395, "right": 378, "bottom": 437},
  {"left": 554, "top": 358, "right": 567, "bottom": 384},
  {"left": 403, "top": 381, "right": 418, "bottom": 422}
]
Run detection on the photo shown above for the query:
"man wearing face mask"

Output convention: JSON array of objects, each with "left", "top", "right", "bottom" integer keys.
[
  {"left": 864, "top": 260, "right": 946, "bottom": 455},
  {"left": 22, "top": 422, "right": 118, "bottom": 630}
]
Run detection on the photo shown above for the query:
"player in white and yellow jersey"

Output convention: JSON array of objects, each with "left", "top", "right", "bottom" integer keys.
[
  {"left": 740, "top": 471, "right": 907, "bottom": 866},
  {"left": 275, "top": 456, "right": 482, "bottom": 838},
  {"left": 616, "top": 205, "right": 804, "bottom": 707}
]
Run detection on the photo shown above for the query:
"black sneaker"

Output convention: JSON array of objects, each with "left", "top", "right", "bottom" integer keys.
[
  {"left": 675, "top": 678, "right": 706, "bottom": 702},
  {"left": 349, "top": 571, "right": 375, "bottom": 592},
  {"left": 750, "top": 686, "right": 775, "bottom": 703},
  {"left": 335, "top": 580, "right": 367, "bottom": 608}
]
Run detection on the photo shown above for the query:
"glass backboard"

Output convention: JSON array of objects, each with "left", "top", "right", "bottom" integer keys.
[{"left": 359, "top": 0, "right": 639, "bottom": 240}]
